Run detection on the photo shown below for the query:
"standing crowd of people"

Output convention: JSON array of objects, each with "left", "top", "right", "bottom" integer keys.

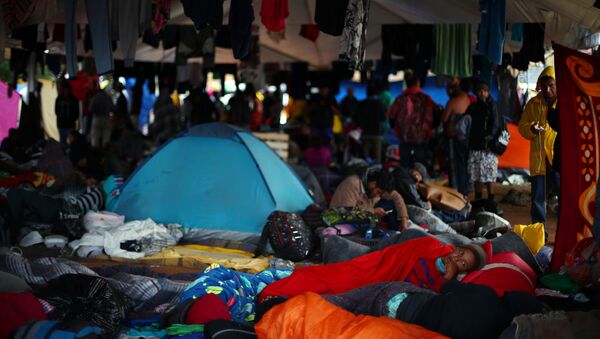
[{"left": 288, "top": 66, "right": 560, "bottom": 233}]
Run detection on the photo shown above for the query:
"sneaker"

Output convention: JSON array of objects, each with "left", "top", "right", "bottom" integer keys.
[{"left": 19, "top": 231, "right": 44, "bottom": 247}]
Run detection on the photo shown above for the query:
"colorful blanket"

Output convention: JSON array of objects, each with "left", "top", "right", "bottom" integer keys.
[
  {"left": 180, "top": 264, "right": 292, "bottom": 322},
  {"left": 552, "top": 44, "right": 600, "bottom": 271}
]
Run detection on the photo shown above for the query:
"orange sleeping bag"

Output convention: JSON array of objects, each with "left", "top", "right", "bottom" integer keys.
[{"left": 255, "top": 292, "right": 449, "bottom": 339}]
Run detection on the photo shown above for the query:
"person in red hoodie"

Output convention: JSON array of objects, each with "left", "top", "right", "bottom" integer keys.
[{"left": 259, "top": 237, "right": 487, "bottom": 302}]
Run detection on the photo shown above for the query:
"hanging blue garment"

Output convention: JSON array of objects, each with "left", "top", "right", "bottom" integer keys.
[
  {"left": 511, "top": 23, "right": 524, "bottom": 42},
  {"left": 477, "top": 0, "right": 506, "bottom": 65}
]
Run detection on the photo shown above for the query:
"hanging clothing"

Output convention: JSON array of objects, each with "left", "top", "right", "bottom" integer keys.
[
  {"left": 175, "top": 26, "right": 214, "bottom": 65},
  {"left": 511, "top": 23, "right": 545, "bottom": 71},
  {"left": 151, "top": 0, "right": 171, "bottom": 34},
  {"left": 431, "top": 24, "right": 472, "bottom": 77},
  {"left": 477, "top": 0, "right": 506, "bottom": 65},
  {"left": 65, "top": 0, "right": 113, "bottom": 76},
  {"left": 0, "top": 81, "right": 20, "bottom": 142},
  {"left": 229, "top": 0, "right": 255, "bottom": 60},
  {"left": 180, "top": 0, "right": 223, "bottom": 31},
  {"left": 139, "top": 0, "right": 152, "bottom": 33},
  {"left": 1, "top": 0, "right": 35, "bottom": 31},
  {"left": 260, "top": 0, "right": 288, "bottom": 33},
  {"left": 339, "top": 0, "right": 370, "bottom": 70},
  {"left": 314, "top": 0, "right": 349, "bottom": 36},
  {"left": 117, "top": 0, "right": 141, "bottom": 67},
  {"left": 381, "top": 24, "right": 434, "bottom": 65},
  {"left": 299, "top": 24, "right": 319, "bottom": 42}
]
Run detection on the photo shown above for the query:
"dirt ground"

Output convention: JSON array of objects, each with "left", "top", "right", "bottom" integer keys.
[{"left": 492, "top": 183, "right": 557, "bottom": 245}]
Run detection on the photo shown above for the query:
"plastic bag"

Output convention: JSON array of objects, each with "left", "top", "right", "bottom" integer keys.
[{"left": 513, "top": 223, "right": 545, "bottom": 255}]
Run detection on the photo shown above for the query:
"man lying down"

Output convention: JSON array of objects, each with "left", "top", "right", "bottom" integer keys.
[
  {"left": 258, "top": 237, "right": 488, "bottom": 302},
  {"left": 254, "top": 280, "right": 543, "bottom": 339}
]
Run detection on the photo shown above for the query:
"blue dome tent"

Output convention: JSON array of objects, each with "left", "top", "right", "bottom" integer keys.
[{"left": 111, "top": 123, "right": 313, "bottom": 241}]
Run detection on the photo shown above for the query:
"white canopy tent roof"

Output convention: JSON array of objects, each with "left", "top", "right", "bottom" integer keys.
[{"left": 9, "top": 0, "right": 600, "bottom": 68}]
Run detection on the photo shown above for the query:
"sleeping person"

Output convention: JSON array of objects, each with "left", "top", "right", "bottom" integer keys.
[{"left": 259, "top": 237, "right": 488, "bottom": 303}]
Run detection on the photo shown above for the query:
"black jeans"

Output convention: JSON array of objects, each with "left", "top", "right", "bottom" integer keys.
[{"left": 6, "top": 188, "right": 62, "bottom": 242}]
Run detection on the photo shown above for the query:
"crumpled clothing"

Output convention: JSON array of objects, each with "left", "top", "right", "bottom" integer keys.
[
  {"left": 507, "top": 310, "right": 600, "bottom": 339},
  {"left": 127, "top": 324, "right": 166, "bottom": 338},
  {"left": 180, "top": 264, "right": 292, "bottom": 323},
  {"left": 0, "top": 253, "right": 189, "bottom": 312},
  {"left": 71, "top": 219, "right": 183, "bottom": 259},
  {"left": 36, "top": 274, "right": 133, "bottom": 333}
]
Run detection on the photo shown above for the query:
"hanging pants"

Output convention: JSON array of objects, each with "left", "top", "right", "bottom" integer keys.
[{"left": 65, "top": 0, "right": 114, "bottom": 77}]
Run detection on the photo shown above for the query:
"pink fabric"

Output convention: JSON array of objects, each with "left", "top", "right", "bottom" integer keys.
[
  {"left": 304, "top": 146, "right": 331, "bottom": 168},
  {"left": 0, "top": 81, "right": 20, "bottom": 142}
]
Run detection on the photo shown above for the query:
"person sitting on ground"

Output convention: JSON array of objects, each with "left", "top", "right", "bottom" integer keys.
[
  {"left": 258, "top": 237, "right": 487, "bottom": 304},
  {"left": 330, "top": 168, "right": 409, "bottom": 231}
]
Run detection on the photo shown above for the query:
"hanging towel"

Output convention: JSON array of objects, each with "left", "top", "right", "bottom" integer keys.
[
  {"left": 431, "top": 24, "right": 472, "bottom": 77},
  {"left": 477, "top": 0, "right": 506, "bottom": 65}
]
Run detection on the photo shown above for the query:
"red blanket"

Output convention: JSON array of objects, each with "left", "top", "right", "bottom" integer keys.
[
  {"left": 259, "top": 237, "right": 453, "bottom": 301},
  {"left": 551, "top": 44, "right": 600, "bottom": 271}
]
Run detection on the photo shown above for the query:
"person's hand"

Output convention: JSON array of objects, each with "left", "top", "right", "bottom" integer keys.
[
  {"left": 443, "top": 256, "right": 458, "bottom": 280},
  {"left": 374, "top": 207, "right": 387, "bottom": 217},
  {"left": 530, "top": 121, "right": 546, "bottom": 134}
]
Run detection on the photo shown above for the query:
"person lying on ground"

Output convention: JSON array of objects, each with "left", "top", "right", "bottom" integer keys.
[
  {"left": 256, "top": 280, "right": 542, "bottom": 339},
  {"left": 409, "top": 164, "right": 471, "bottom": 223},
  {"left": 258, "top": 237, "right": 487, "bottom": 303},
  {"left": 1, "top": 171, "right": 105, "bottom": 243},
  {"left": 330, "top": 168, "right": 409, "bottom": 231}
]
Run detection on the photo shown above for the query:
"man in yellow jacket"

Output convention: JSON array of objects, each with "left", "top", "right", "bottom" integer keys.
[{"left": 518, "top": 66, "right": 559, "bottom": 228}]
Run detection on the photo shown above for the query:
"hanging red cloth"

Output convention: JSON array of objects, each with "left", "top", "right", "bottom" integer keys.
[{"left": 260, "top": 0, "right": 289, "bottom": 32}]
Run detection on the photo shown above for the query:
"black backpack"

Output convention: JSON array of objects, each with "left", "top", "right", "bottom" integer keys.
[{"left": 255, "top": 211, "right": 313, "bottom": 262}]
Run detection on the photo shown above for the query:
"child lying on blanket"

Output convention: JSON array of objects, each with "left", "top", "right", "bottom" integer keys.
[{"left": 259, "top": 237, "right": 489, "bottom": 302}]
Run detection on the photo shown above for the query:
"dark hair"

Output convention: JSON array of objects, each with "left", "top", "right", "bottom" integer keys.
[
  {"left": 459, "top": 78, "right": 472, "bottom": 93},
  {"left": 475, "top": 80, "right": 489, "bottom": 93},
  {"left": 367, "top": 169, "right": 395, "bottom": 192},
  {"left": 404, "top": 70, "right": 418, "bottom": 88}
]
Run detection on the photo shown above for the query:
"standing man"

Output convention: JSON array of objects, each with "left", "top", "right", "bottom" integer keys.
[
  {"left": 55, "top": 81, "right": 79, "bottom": 146},
  {"left": 388, "top": 69, "right": 435, "bottom": 166},
  {"left": 518, "top": 66, "right": 559, "bottom": 229},
  {"left": 353, "top": 84, "right": 386, "bottom": 163},
  {"left": 89, "top": 84, "right": 114, "bottom": 149}
]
